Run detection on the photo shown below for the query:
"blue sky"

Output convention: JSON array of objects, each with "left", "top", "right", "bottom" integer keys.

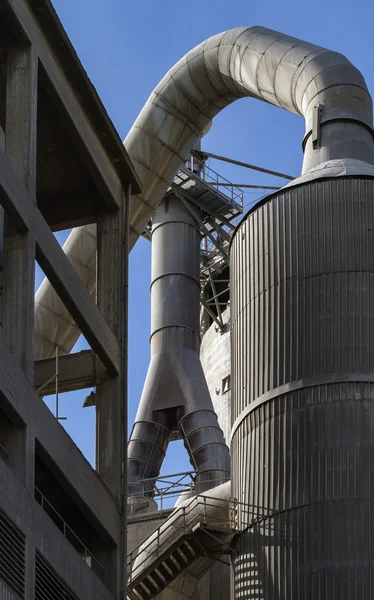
[{"left": 43, "top": 0, "right": 374, "bottom": 481}]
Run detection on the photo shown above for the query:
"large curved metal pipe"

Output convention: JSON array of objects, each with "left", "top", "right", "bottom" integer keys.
[{"left": 34, "top": 25, "right": 374, "bottom": 359}]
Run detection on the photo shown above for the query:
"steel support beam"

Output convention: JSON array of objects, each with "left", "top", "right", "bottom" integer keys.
[{"left": 193, "top": 150, "right": 295, "bottom": 180}]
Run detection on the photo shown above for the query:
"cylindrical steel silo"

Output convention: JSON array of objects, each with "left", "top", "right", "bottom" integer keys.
[{"left": 230, "top": 177, "right": 374, "bottom": 599}]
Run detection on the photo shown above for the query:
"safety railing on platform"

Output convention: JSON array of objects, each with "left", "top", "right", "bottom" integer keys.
[
  {"left": 129, "top": 470, "right": 198, "bottom": 513},
  {"left": 185, "top": 155, "right": 244, "bottom": 209},
  {"left": 127, "top": 493, "right": 238, "bottom": 584},
  {"left": 128, "top": 472, "right": 236, "bottom": 513},
  {"left": 34, "top": 487, "right": 105, "bottom": 579}
]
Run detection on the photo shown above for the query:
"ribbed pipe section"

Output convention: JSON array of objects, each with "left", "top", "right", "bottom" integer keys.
[
  {"left": 127, "top": 421, "right": 169, "bottom": 496},
  {"left": 179, "top": 409, "right": 230, "bottom": 491},
  {"left": 230, "top": 178, "right": 374, "bottom": 598}
]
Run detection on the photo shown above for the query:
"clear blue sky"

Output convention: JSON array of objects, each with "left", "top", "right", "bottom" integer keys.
[{"left": 42, "top": 0, "right": 374, "bottom": 481}]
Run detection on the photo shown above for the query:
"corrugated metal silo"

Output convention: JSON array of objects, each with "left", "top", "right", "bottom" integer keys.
[{"left": 230, "top": 178, "right": 374, "bottom": 598}]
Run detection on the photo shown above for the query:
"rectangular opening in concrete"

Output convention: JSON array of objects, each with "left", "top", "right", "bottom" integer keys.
[
  {"left": 34, "top": 440, "right": 118, "bottom": 590},
  {"left": 0, "top": 400, "right": 26, "bottom": 482}
]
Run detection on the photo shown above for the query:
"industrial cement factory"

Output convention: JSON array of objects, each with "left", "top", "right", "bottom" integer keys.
[{"left": 0, "top": 0, "right": 374, "bottom": 599}]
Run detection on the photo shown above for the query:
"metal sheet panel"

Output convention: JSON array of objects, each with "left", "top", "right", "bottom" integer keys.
[
  {"left": 0, "top": 581, "right": 21, "bottom": 600},
  {"left": 230, "top": 178, "right": 374, "bottom": 598}
]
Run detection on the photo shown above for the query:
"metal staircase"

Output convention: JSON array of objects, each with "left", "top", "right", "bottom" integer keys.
[
  {"left": 171, "top": 156, "right": 243, "bottom": 271},
  {"left": 127, "top": 495, "right": 238, "bottom": 600},
  {"left": 141, "top": 152, "right": 244, "bottom": 337}
]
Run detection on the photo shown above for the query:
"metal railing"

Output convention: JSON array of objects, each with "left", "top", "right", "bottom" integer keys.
[
  {"left": 128, "top": 472, "right": 235, "bottom": 513},
  {"left": 129, "top": 471, "right": 198, "bottom": 513},
  {"left": 34, "top": 487, "right": 105, "bottom": 579},
  {"left": 185, "top": 155, "right": 244, "bottom": 208},
  {"left": 127, "top": 493, "right": 238, "bottom": 585}
]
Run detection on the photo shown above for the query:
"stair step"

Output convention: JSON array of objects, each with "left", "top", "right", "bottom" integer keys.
[
  {"left": 142, "top": 575, "right": 160, "bottom": 596},
  {"left": 182, "top": 539, "right": 198, "bottom": 559},
  {"left": 164, "top": 555, "right": 182, "bottom": 575},
  {"left": 126, "top": 588, "right": 143, "bottom": 600},
  {"left": 149, "top": 569, "right": 166, "bottom": 589},
  {"left": 128, "top": 522, "right": 238, "bottom": 599},
  {"left": 155, "top": 562, "right": 173, "bottom": 582},
  {"left": 175, "top": 546, "right": 190, "bottom": 565},
  {"left": 137, "top": 580, "right": 153, "bottom": 599}
]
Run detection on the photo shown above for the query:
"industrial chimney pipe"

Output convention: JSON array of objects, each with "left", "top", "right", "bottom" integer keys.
[{"left": 128, "top": 194, "right": 230, "bottom": 499}]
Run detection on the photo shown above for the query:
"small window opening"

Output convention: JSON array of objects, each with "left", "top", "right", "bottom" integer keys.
[{"left": 222, "top": 375, "right": 231, "bottom": 394}]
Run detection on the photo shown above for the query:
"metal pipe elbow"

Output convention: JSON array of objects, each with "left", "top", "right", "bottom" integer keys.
[{"left": 125, "top": 26, "right": 374, "bottom": 241}]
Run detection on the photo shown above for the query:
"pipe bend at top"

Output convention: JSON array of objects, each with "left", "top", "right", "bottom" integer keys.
[
  {"left": 124, "top": 25, "right": 373, "bottom": 248},
  {"left": 34, "top": 26, "right": 374, "bottom": 360}
]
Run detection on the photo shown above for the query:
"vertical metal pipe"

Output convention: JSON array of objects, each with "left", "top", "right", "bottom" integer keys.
[{"left": 127, "top": 194, "right": 230, "bottom": 496}]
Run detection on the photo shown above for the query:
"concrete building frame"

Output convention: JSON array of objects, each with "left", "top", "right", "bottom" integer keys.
[{"left": 0, "top": 1, "right": 141, "bottom": 598}]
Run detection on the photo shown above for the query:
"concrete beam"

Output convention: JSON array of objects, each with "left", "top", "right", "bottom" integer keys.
[
  {"left": 4, "top": 0, "right": 125, "bottom": 212},
  {"left": 96, "top": 210, "right": 124, "bottom": 503},
  {"left": 35, "top": 350, "right": 106, "bottom": 396},
  {"left": 0, "top": 336, "right": 121, "bottom": 546},
  {"left": 2, "top": 44, "right": 38, "bottom": 383},
  {"left": 0, "top": 147, "right": 121, "bottom": 375}
]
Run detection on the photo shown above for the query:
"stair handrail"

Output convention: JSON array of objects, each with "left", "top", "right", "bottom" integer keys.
[{"left": 127, "top": 493, "right": 239, "bottom": 586}]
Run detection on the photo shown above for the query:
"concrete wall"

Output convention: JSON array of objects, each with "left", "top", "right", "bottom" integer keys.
[
  {"left": 128, "top": 511, "right": 173, "bottom": 554},
  {"left": 198, "top": 309, "right": 232, "bottom": 599},
  {"left": 0, "top": 458, "right": 114, "bottom": 600},
  {"left": 0, "top": 337, "right": 120, "bottom": 544},
  {"left": 200, "top": 307, "right": 231, "bottom": 444},
  {"left": 195, "top": 561, "right": 230, "bottom": 600},
  {"left": 0, "top": 334, "right": 122, "bottom": 599}
]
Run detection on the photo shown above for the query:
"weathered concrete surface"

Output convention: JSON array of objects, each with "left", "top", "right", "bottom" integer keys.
[
  {"left": 128, "top": 510, "right": 174, "bottom": 554},
  {"left": 0, "top": 336, "right": 120, "bottom": 546},
  {"left": 0, "top": 458, "right": 115, "bottom": 600},
  {"left": 195, "top": 561, "right": 230, "bottom": 600},
  {"left": 200, "top": 308, "right": 231, "bottom": 444}
]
